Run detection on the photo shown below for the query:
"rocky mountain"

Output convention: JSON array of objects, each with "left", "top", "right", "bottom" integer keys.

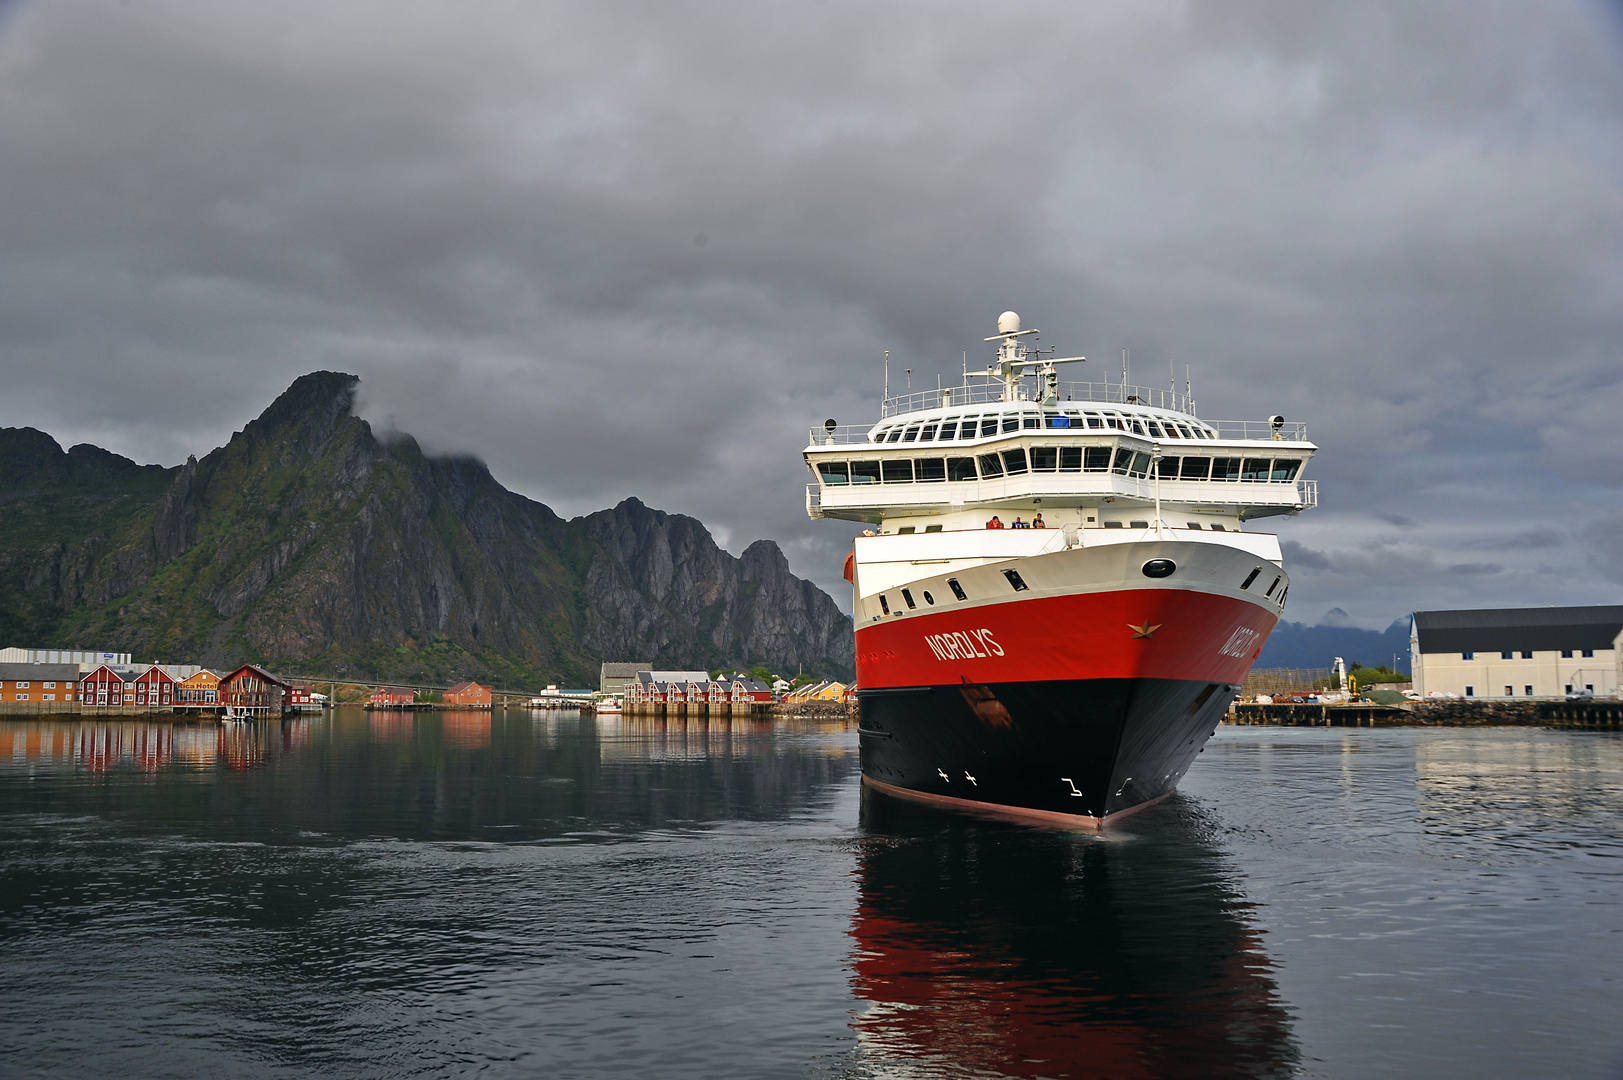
[{"left": 0, "top": 372, "right": 853, "bottom": 687}]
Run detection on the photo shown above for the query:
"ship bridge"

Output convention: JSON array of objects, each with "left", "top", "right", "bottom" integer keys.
[{"left": 804, "top": 314, "right": 1317, "bottom": 534}]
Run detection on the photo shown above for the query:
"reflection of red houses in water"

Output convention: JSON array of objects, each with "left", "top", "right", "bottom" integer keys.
[
  {"left": 849, "top": 792, "right": 1297, "bottom": 1079},
  {"left": 440, "top": 712, "right": 491, "bottom": 749}
]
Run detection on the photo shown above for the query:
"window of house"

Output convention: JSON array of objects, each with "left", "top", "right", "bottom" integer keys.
[
  {"left": 1521, "top": 651, "right": 1533, "bottom": 659},
  {"left": 16, "top": 682, "right": 27, "bottom": 689},
  {"left": 1463, "top": 652, "right": 1474, "bottom": 660},
  {"left": 881, "top": 459, "right": 913, "bottom": 483},
  {"left": 947, "top": 457, "right": 978, "bottom": 482},
  {"left": 915, "top": 457, "right": 946, "bottom": 482},
  {"left": 1583, "top": 649, "right": 1594, "bottom": 658},
  {"left": 1562, "top": 649, "right": 1573, "bottom": 658},
  {"left": 1525, "top": 685, "right": 1534, "bottom": 696},
  {"left": 1465, "top": 686, "right": 1474, "bottom": 697},
  {"left": 14, "top": 694, "right": 26, "bottom": 701},
  {"left": 1501, "top": 651, "right": 1513, "bottom": 660},
  {"left": 43, "top": 682, "right": 55, "bottom": 689},
  {"left": 43, "top": 694, "right": 53, "bottom": 701},
  {"left": 1504, "top": 685, "right": 1513, "bottom": 696}
]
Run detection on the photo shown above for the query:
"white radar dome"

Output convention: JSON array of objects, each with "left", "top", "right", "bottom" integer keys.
[{"left": 997, "top": 311, "right": 1021, "bottom": 334}]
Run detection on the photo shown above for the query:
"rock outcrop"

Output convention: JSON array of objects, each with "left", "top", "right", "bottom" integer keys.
[{"left": 0, "top": 373, "right": 853, "bottom": 686}]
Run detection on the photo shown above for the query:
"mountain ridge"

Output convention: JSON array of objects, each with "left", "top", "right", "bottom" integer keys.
[{"left": 0, "top": 372, "right": 853, "bottom": 687}]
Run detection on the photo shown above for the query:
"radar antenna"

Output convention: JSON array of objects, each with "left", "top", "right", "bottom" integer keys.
[{"left": 971, "top": 311, "right": 1085, "bottom": 404}]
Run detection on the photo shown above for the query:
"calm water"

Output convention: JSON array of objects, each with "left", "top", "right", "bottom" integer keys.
[{"left": 1, "top": 711, "right": 1620, "bottom": 1079}]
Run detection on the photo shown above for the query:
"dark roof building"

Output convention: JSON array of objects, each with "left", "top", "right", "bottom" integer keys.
[
  {"left": 601, "top": 662, "right": 653, "bottom": 694},
  {"left": 1412, "top": 606, "right": 1623, "bottom": 654}
]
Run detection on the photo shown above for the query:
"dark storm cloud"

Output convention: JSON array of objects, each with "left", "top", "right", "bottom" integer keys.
[{"left": 1, "top": 0, "right": 1621, "bottom": 620}]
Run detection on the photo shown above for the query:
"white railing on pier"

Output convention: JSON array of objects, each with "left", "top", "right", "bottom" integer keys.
[{"left": 879, "top": 380, "right": 1196, "bottom": 419}]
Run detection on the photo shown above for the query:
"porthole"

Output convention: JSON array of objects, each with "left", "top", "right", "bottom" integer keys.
[
  {"left": 1142, "top": 559, "right": 1176, "bottom": 579},
  {"left": 922, "top": 591, "right": 935, "bottom": 605}
]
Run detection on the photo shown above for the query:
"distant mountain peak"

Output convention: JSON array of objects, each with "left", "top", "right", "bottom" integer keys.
[{"left": 1318, "top": 607, "right": 1354, "bottom": 627}]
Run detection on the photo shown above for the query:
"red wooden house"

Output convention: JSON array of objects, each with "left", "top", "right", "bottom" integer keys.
[
  {"left": 132, "top": 665, "right": 177, "bottom": 710},
  {"left": 80, "top": 665, "right": 131, "bottom": 708},
  {"left": 444, "top": 681, "right": 492, "bottom": 708},
  {"left": 368, "top": 687, "right": 415, "bottom": 708},
  {"left": 218, "top": 664, "right": 290, "bottom": 718}
]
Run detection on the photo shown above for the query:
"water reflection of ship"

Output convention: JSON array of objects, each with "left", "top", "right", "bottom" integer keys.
[{"left": 851, "top": 790, "right": 1297, "bottom": 1079}]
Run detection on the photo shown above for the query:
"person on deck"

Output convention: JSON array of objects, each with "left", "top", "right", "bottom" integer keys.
[
  {"left": 1011, "top": 517, "right": 1027, "bottom": 529},
  {"left": 1033, "top": 513, "right": 1045, "bottom": 529}
]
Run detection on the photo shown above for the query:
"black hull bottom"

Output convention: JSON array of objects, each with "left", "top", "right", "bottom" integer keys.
[{"left": 857, "top": 677, "right": 1235, "bottom": 821}]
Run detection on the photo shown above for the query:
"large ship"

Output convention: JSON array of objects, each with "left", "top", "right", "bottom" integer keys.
[{"left": 805, "top": 312, "right": 1317, "bottom": 825}]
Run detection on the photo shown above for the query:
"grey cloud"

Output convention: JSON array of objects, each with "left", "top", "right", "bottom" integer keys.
[{"left": 1, "top": 1, "right": 1621, "bottom": 613}]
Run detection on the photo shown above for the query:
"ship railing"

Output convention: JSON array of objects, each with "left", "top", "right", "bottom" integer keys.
[
  {"left": 806, "top": 484, "right": 822, "bottom": 519},
  {"left": 879, "top": 380, "right": 1197, "bottom": 419},
  {"left": 809, "top": 417, "right": 1310, "bottom": 446},
  {"left": 1295, "top": 479, "right": 1318, "bottom": 510},
  {"left": 1205, "top": 419, "right": 1311, "bottom": 442}
]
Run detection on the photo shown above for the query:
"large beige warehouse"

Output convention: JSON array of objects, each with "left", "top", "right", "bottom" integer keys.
[{"left": 1410, "top": 606, "right": 1623, "bottom": 700}]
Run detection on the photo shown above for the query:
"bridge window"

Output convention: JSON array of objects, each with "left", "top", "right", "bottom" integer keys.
[
  {"left": 1271, "top": 459, "right": 1301, "bottom": 481},
  {"left": 1241, "top": 458, "right": 1270, "bottom": 480},
  {"left": 1022, "top": 414, "right": 1040, "bottom": 429},
  {"left": 1129, "top": 452, "right": 1151, "bottom": 478},
  {"left": 947, "top": 457, "right": 978, "bottom": 482},
  {"left": 885, "top": 428, "right": 904, "bottom": 443},
  {"left": 1001, "top": 448, "right": 1028, "bottom": 475},
  {"left": 1155, "top": 456, "right": 1179, "bottom": 477},
  {"left": 1128, "top": 419, "right": 1145, "bottom": 435},
  {"left": 1059, "top": 447, "right": 1082, "bottom": 472},
  {"left": 901, "top": 426, "right": 921, "bottom": 443},
  {"left": 980, "top": 418, "right": 999, "bottom": 437},
  {"left": 978, "top": 453, "right": 1004, "bottom": 477},
  {"left": 1212, "top": 457, "right": 1241, "bottom": 481},
  {"left": 1146, "top": 421, "right": 1165, "bottom": 438},
  {"left": 817, "top": 462, "right": 849, "bottom": 486},
  {"left": 882, "top": 460, "right": 913, "bottom": 483},
  {"left": 1086, "top": 414, "right": 1104, "bottom": 429},
  {"left": 915, "top": 457, "right": 946, "bottom": 482},
  {"left": 1029, "top": 447, "right": 1056, "bottom": 472},
  {"left": 851, "top": 460, "right": 881, "bottom": 485},
  {"left": 919, "top": 423, "right": 938, "bottom": 442},
  {"left": 1180, "top": 456, "right": 1211, "bottom": 479},
  {"left": 1111, "top": 448, "right": 1134, "bottom": 474},
  {"left": 1085, "top": 447, "right": 1112, "bottom": 471}
]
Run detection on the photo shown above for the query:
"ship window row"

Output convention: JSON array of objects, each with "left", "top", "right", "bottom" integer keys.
[
  {"left": 872, "top": 410, "right": 1216, "bottom": 444},
  {"left": 817, "top": 453, "right": 1303, "bottom": 485}
]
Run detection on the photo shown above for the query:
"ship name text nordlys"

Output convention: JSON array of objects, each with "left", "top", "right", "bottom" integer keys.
[{"left": 924, "top": 629, "right": 1005, "bottom": 661}]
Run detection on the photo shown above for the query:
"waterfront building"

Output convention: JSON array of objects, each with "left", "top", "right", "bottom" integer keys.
[
  {"left": 1410, "top": 606, "right": 1623, "bottom": 699},
  {"left": 600, "top": 662, "right": 652, "bottom": 696},
  {"left": 0, "top": 662, "right": 81, "bottom": 710},
  {"left": 218, "top": 665, "right": 291, "bottom": 718},
  {"left": 131, "top": 665, "right": 177, "bottom": 710},
  {"left": 80, "top": 665, "right": 132, "bottom": 709},
  {"left": 367, "top": 687, "right": 415, "bottom": 708},
  {"left": 176, "top": 670, "right": 220, "bottom": 707},
  {"left": 444, "top": 681, "right": 492, "bottom": 708}
]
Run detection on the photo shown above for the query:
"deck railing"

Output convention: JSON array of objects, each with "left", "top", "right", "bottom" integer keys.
[
  {"left": 807, "top": 418, "right": 1311, "bottom": 446},
  {"left": 879, "top": 380, "right": 1197, "bottom": 419}
]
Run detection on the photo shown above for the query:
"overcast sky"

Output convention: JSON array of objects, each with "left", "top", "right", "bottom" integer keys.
[{"left": 2, "top": 0, "right": 1621, "bottom": 626}]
